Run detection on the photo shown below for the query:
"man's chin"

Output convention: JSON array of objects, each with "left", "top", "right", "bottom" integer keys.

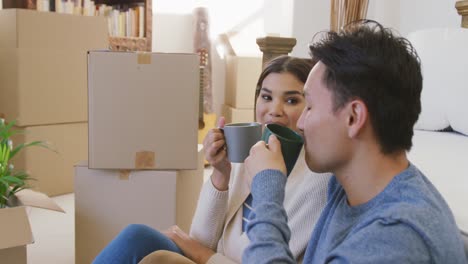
[{"left": 305, "top": 153, "right": 325, "bottom": 173}]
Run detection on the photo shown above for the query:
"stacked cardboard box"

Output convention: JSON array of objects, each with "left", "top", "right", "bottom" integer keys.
[
  {"left": 75, "top": 51, "right": 203, "bottom": 264},
  {"left": 222, "top": 55, "right": 262, "bottom": 123},
  {"left": 0, "top": 9, "right": 108, "bottom": 196},
  {"left": 75, "top": 147, "right": 204, "bottom": 264}
]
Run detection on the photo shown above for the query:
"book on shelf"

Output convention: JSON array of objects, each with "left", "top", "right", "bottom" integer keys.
[
  {"left": 99, "top": 2, "right": 144, "bottom": 38},
  {"left": 2, "top": 0, "right": 146, "bottom": 39}
]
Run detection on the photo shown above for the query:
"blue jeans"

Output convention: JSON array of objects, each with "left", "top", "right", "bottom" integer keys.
[{"left": 93, "top": 224, "right": 183, "bottom": 264}]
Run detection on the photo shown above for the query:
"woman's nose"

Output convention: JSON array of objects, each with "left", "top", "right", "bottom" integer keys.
[{"left": 269, "top": 101, "right": 283, "bottom": 117}]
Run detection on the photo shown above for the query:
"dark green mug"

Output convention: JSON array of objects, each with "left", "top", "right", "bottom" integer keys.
[{"left": 262, "top": 124, "right": 304, "bottom": 176}]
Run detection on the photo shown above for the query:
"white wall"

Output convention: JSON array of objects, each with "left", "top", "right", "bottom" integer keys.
[
  {"left": 151, "top": 0, "right": 465, "bottom": 116},
  {"left": 290, "top": 0, "right": 401, "bottom": 58},
  {"left": 264, "top": 0, "right": 294, "bottom": 37},
  {"left": 152, "top": 13, "right": 194, "bottom": 53},
  {"left": 291, "top": 1, "right": 330, "bottom": 58},
  {"left": 290, "top": 0, "right": 462, "bottom": 58},
  {"left": 152, "top": 0, "right": 296, "bottom": 55},
  {"left": 399, "top": 0, "right": 460, "bottom": 36},
  {"left": 367, "top": 0, "right": 400, "bottom": 33}
]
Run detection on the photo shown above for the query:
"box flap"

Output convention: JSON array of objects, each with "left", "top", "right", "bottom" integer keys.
[
  {"left": 0, "top": 206, "right": 33, "bottom": 249},
  {"left": 11, "top": 189, "right": 65, "bottom": 213}
]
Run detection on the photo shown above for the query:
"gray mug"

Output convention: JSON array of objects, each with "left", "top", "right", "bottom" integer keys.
[{"left": 222, "top": 122, "right": 262, "bottom": 163}]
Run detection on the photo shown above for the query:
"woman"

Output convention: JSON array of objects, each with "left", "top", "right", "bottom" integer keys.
[{"left": 93, "top": 56, "right": 330, "bottom": 264}]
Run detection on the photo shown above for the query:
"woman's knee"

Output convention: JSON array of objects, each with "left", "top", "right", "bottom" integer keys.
[
  {"left": 119, "top": 224, "right": 156, "bottom": 241},
  {"left": 120, "top": 224, "right": 179, "bottom": 250}
]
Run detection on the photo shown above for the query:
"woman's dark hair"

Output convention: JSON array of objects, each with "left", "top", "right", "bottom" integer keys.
[{"left": 309, "top": 20, "right": 422, "bottom": 154}]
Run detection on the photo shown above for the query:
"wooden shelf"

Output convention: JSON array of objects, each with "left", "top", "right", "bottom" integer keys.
[
  {"left": 103, "top": 0, "right": 152, "bottom": 51},
  {"left": 2, "top": 0, "right": 35, "bottom": 9},
  {"left": 95, "top": 0, "right": 144, "bottom": 5},
  {"left": 109, "top": 36, "right": 147, "bottom": 51}
]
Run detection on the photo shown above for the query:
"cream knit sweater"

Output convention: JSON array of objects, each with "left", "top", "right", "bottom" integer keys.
[{"left": 189, "top": 149, "right": 331, "bottom": 264}]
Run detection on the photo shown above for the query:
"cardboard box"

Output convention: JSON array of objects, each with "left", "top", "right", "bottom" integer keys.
[
  {"left": 75, "top": 145, "right": 204, "bottom": 264},
  {"left": 13, "top": 122, "right": 88, "bottom": 196},
  {"left": 0, "top": 9, "right": 108, "bottom": 127},
  {"left": 88, "top": 51, "right": 199, "bottom": 170},
  {"left": 0, "top": 9, "right": 107, "bottom": 52},
  {"left": 225, "top": 55, "right": 262, "bottom": 109},
  {"left": 0, "top": 189, "right": 64, "bottom": 264},
  {"left": 222, "top": 104, "right": 254, "bottom": 124}
]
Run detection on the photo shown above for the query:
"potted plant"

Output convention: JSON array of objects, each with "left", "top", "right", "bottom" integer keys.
[{"left": 0, "top": 117, "right": 50, "bottom": 208}]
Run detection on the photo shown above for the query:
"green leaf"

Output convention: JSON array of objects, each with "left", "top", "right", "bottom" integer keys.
[
  {"left": 2, "top": 175, "right": 24, "bottom": 185},
  {"left": 12, "top": 172, "right": 29, "bottom": 179},
  {"left": 0, "top": 178, "right": 9, "bottom": 188},
  {"left": 2, "top": 143, "right": 10, "bottom": 164},
  {"left": 11, "top": 184, "right": 27, "bottom": 194},
  {"left": 12, "top": 172, "right": 33, "bottom": 182},
  {"left": 1, "top": 143, "right": 8, "bottom": 163},
  {"left": 0, "top": 182, "right": 7, "bottom": 196},
  {"left": 0, "top": 120, "right": 17, "bottom": 139},
  {"left": 0, "top": 119, "right": 46, "bottom": 204},
  {"left": 10, "top": 140, "right": 56, "bottom": 160},
  {"left": 0, "top": 195, "right": 9, "bottom": 208},
  {"left": 5, "top": 128, "right": 25, "bottom": 137}
]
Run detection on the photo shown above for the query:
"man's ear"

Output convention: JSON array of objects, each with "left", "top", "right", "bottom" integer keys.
[{"left": 346, "top": 100, "right": 368, "bottom": 138}]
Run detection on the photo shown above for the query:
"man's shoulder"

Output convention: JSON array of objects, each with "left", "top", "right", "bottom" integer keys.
[
  {"left": 378, "top": 164, "right": 452, "bottom": 220},
  {"left": 333, "top": 215, "right": 465, "bottom": 263},
  {"left": 365, "top": 166, "right": 454, "bottom": 230},
  {"left": 349, "top": 205, "right": 465, "bottom": 262},
  {"left": 322, "top": 165, "right": 465, "bottom": 262},
  {"left": 350, "top": 167, "right": 465, "bottom": 261}
]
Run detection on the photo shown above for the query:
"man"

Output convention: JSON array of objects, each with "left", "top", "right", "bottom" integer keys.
[{"left": 243, "top": 20, "right": 467, "bottom": 263}]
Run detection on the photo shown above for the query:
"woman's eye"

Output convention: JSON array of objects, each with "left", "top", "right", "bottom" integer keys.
[
  {"left": 286, "top": 98, "right": 300, "bottom": 105},
  {"left": 261, "top": 95, "right": 272, "bottom": 101}
]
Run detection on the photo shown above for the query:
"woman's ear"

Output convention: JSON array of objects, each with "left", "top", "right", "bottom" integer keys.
[{"left": 346, "top": 100, "right": 368, "bottom": 138}]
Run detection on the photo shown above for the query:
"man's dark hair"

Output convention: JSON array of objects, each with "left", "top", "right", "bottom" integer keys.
[{"left": 309, "top": 20, "right": 422, "bottom": 154}]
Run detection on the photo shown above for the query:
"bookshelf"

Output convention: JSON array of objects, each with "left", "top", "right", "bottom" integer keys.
[
  {"left": 2, "top": 0, "right": 152, "bottom": 51},
  {"left": 95, "top": 0, "right": 152, "bottom": 51}
]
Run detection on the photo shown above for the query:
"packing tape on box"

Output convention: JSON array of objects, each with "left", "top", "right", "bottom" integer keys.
[
  {"left": 119, "top": 170, "right": 131, "bottom": 180},
  {"left": 135, "top": 151, "right": 156, "bottom": 169},
  {"left": 137, "top": 52, "right": 152, "bottom": 64}
]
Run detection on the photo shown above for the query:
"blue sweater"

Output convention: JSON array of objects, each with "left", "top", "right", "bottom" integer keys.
[{"left": 243, "top": 164, "right": 467, "bottom": 263}]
